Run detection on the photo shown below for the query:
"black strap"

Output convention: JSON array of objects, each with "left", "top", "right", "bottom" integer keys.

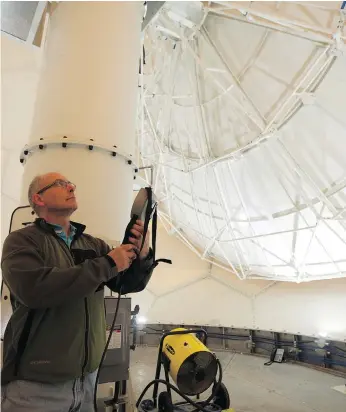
[
  {"left": 141, "top": 187, "right": 152, "bottom": 254},
  {"left": 155, "top": 259, "right": 172, "bottom": 264},
  {"left": 151, "top": 206, "right": 172, "bottom": 267},
  {"left": 14, "top": 309, "right": 36, "bottom": 376},
  {"left": 152, "top": 205, "right": 157, "bottom": 262}
]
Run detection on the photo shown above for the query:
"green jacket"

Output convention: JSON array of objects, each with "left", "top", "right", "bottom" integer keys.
[{"left": 1, "top": 218, "right": 154, "bottom": 385}]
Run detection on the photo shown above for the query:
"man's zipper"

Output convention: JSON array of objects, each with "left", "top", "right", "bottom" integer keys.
[
  {"left": 54, "top": 235, "right": 75, "bottom": 265},
  {"left": 53, "top": 234, "right": 90, "bottom": 380},
  {"left": 81, "top": 298, "right": 90, "bottom": 382}
]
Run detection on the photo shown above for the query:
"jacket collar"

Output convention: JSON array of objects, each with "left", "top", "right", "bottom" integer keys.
[{"left": 34, "top": 218, "right": 86, "bottom": 239}]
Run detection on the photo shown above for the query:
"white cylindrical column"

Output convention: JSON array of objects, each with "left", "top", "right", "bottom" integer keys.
[{"left": 21, "top": 2, "right": 142, "bottom": 244}]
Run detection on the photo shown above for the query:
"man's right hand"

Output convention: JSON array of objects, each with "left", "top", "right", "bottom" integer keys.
[{"left": 107, "top": 244, "right": 138, "bottom": 272}]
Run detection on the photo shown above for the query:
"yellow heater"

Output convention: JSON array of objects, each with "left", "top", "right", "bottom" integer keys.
[{"left": 162, "top": 328, "right": 218, "bottom": 396}]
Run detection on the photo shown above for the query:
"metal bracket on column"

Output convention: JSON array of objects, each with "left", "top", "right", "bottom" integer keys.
[
  {"left": 138, "top": 165, "right": 154, "bottom": 186},
  {"left": 20, "top": 136, "right": 139, "bottom": 176}
]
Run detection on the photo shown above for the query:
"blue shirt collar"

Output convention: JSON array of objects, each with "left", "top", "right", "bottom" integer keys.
[
  {"left": 50, "top": 223, "right": 76, "bottom": 235},
  {"left": 50, "top": 223, "right": 77, "bottom": 247}
]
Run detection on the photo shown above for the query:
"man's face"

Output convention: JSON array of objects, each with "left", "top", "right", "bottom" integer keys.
[{"left": 33, "top": 173, "right": 78, "bottom": 214}]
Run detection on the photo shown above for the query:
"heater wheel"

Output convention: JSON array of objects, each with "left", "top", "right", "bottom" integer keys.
[
  {"left": 213, "top": 383, "right": 230, "bottom": 410},
  {"left": 158, "top": 391, "right": 174, "bottom": 412}
]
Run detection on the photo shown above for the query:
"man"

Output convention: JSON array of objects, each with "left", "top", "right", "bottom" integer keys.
[{"left": 1, "top": 172, "right": 154, "bottom": 412}]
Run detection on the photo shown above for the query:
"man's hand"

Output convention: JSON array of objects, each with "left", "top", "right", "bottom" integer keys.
[
  {"left": 108, "top": 244, "right": 139, "bottom": 272},
  {"left": 129, "top": 219, "right": 150, "bottom": 260}
]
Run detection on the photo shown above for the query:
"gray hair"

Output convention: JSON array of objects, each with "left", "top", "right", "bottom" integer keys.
[{"left": 28, "top": 175, "right": 45, "bottom": 214}]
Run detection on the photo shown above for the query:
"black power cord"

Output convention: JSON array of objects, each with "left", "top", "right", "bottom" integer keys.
[
  {"left": 92, "top": 188, "right": 170, "bottom": 411},
  {"left": 93, "top": 288, "right": 123, "bottom": 412},
  {"left": 93, "top": 201, "right": 151, "bottom": 411}
]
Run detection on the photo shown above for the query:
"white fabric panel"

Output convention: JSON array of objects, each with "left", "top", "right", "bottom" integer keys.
[{"left": 138, "top": 225, "right": 346, "bottom": 341}]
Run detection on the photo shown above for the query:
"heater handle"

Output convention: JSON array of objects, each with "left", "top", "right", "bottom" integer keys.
[{"left": 161, "top": 329, "right": 207, "bottom": 343}]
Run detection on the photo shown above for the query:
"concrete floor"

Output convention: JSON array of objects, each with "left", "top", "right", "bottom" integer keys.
[{"left": 130, "top": 346, "right": 346, "bottom": 412}]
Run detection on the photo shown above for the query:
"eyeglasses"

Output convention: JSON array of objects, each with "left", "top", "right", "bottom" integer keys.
[{"left": 37, "top": 179, "right": 76, "bottom": 195}]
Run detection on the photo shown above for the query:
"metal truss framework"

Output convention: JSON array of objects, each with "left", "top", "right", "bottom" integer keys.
[
  {"left": 137, "top": 1, "right": 346, "bottom": 282},
  {"left": 206, "top": 1, "right": 346, "bottom": 46}
]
